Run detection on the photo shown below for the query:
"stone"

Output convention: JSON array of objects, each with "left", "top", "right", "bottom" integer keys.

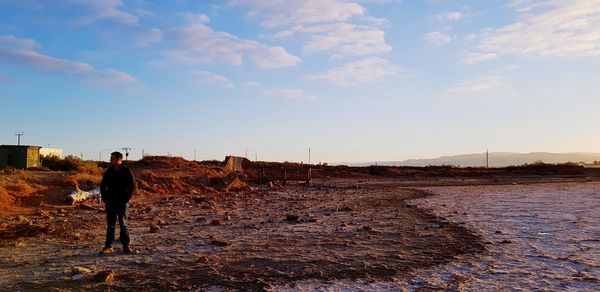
[
  {"left": 93, "top": 270, "right": 115, "bottom": 283},
  {"left": 285, "top": 215, "right": 299, "bottom": 222},
  {"left": 149, "top": 224, "right": 160, "bottom": 233},
  {"left": 211, "top": 239, "right": 229, "bottom": 247},
  {"left": 72, "top": 266, "right": 92, "bottom": 274}
]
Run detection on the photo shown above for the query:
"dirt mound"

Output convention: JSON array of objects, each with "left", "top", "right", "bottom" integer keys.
[{"left": 0, "top": 170, "right": 77, "bottom": 215}]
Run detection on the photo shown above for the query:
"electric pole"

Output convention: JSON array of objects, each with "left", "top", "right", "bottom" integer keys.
[
  {"left": 486, "top": 149, "right": 489, "bottom": 168},
  {"left": 309, "top": 147, "right": 311, "bottom": 165},
  {"left": 122, "top": 147, "right": 131, "bottom": 161},
  {"left": 15, "top": 132, "right": 24, "bottom": 146}
]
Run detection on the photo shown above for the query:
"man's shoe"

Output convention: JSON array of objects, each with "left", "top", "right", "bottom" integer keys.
[
  {"left": 123, "top": 247, "right": 136, "bottom": 254},
  {"left": 99, "top": 247, "right": 113, "bottom": 255}
]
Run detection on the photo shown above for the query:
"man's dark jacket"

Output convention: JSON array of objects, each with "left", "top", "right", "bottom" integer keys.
[{"left": 100, "top": 165, "right": 135, "bottom": 203}]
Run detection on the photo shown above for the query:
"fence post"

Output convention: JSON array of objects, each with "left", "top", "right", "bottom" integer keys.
[
  {"left": 306, "top": 168, "right": 312, "bottom": 186},
  {"left": 283, "top": 167, "right": 287, "bottom": 185}
]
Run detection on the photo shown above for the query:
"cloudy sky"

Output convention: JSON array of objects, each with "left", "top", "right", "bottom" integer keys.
[{"left": 0, "top": 0, "right": 598, "bottom": 163}]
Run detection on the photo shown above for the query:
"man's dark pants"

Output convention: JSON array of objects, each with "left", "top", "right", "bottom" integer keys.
[{"left": 104, "top": 201, "right": 130, "bottom": 249}]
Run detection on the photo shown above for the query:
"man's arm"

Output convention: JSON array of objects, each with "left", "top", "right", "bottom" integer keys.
[
  {"left": 124, "top": 168, "right": 136, "bottom": 203},
  {"left": 100, "top": 169, "right": 109, "bottom": 200}
]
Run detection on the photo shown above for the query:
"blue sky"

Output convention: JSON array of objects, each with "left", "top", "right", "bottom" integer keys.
[{"left": 0, "top": 0, "right": 598, "bottom": 163}]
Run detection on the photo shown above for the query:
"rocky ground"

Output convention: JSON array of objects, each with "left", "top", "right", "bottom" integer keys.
[
  {"left": 0, "top": 179, "right": 484, "bottom": 291},
  {"left": 3, "top": 160, "right": 598, "bottom": 291}
]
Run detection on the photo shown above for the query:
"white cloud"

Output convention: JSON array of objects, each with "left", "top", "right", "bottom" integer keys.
[
  {"left": 244, "top": 82, "right": 318, "bottom": 101},
  {"left": 0, "top": 35, "right": 138, "bottom": 85},
  {"left": 232, "top": 0, "right": 392, "bottom": 58},
  {"left": 232, "top": 0, "right": 365, "bottom": 28},
  {"left": 446, "top": 75, "right": 510, "bottom": 95},
  {"left": 71, "top": 0, "right": 138, "bottom": 25},
  {"left": 425, "top": 31, "right": 452, "bottom": 46},
  {"left": 462, "top": 51, "right": 498, "bottom": 64},
  {"left": 306, "top": 57, "right": 405, "bottom": 87},
  {"left": 468, "top": 0, "right": 600, "bottom": 60},
  {"left": 188, "top": 70, "right": 234, "bottom": 88},
  {"left": 277, "top": 23, "right": 391, "bottom": 56},
  {"left": 436, "top": 11, "right": 462, "bottom": 21},
  {"left": 166, "top": 15, "right": 301, "bottom": 69},
  {"left": 136, "top": 28, "right": 163, "bottom": 46},
  {"left": 0, "top": 35, "right": 40, "bottom": 50}
]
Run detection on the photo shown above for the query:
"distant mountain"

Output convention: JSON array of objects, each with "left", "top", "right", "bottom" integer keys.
[{"left": 347, "top": 152, "right": 600, "bottom": 167}]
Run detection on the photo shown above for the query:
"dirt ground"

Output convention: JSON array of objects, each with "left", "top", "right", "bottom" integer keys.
[
  {"left": 2, "top": 160, "right": 597, "bottom": 291},
  {"left": 0, "top": 177, "right": 487, "bottom": 291}
]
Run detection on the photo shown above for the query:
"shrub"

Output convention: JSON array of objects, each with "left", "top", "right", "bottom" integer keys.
[{"left": 42, "top": 155, "right": 102, "bottom": 175}]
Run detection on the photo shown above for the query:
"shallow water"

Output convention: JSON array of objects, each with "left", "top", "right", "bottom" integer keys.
[
  {"left": 279, "top": 182, "right": 600, "bottom": 291},
  {"left": 408, "top": 182, "right": 600, "bottom": 291}
]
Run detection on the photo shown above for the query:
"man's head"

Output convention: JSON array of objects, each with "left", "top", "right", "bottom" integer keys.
[{"left": 110, "top": 151, "right": 124, "bottom": 167}]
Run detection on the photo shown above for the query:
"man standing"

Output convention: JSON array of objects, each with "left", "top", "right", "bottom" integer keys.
[{"left": 100, "top": 151, "right": 136, "bottom": 254}]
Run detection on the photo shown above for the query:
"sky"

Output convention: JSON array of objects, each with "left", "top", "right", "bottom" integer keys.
[{"left": 0, "top": 0, "right": 599, "bottom": 163}]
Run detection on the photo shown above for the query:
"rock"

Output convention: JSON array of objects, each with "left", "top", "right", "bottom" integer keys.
[
  {"left": 211, "top": 239, "right": 229, "bottom": 247},
  {"left": 149, "top": 224, "right": 160, "bottom": 233},
  {"left": 71, "top": 274, "right": 85, "bottom": 281},
  {"left": 72, "top": 266, "right": 92, "bottom": 274},
  {"left": 285, "top": 215, "right": 299, "bottom": 222},
  {"left": 93, "top": 270, "right": 115, "bottom": 283},
  {"left": 338, "top": 206, "right": 353, "bottom": 212}
]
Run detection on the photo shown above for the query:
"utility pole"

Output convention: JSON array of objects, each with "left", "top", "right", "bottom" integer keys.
[
  {"left": 15, "top": 132, "right": 24, "bottom": 146},
  {"left": 486, "top": 149, "right": 489, "bottom": 169},
  {"left": 255, "top": 151, "right": 258, "bottom": 162},
  {"left": 308, "top": 147, "right": 311, "bottom": 165},
  {"left": 245, "top": 148, "right": 248, "bottom": 159},
  {"left": 122, "top": 147, "right": 131, "bottom": 161}
]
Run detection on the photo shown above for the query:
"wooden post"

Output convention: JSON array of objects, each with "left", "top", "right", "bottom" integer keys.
[
  {"left": 306, "top": 168, "right": 312, "bottom": 186},
  {"left": 283, "top": 167, "right": 287, "bottom": 185}
]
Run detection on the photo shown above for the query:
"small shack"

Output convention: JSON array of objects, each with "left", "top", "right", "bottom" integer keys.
[{"left": 0, "top": 145, "right": 41, "bottom": 169}]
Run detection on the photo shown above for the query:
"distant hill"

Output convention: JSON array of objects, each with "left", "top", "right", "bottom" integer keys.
[{"left": 347, "top": 152, "right": 600, "bottom": 167}]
